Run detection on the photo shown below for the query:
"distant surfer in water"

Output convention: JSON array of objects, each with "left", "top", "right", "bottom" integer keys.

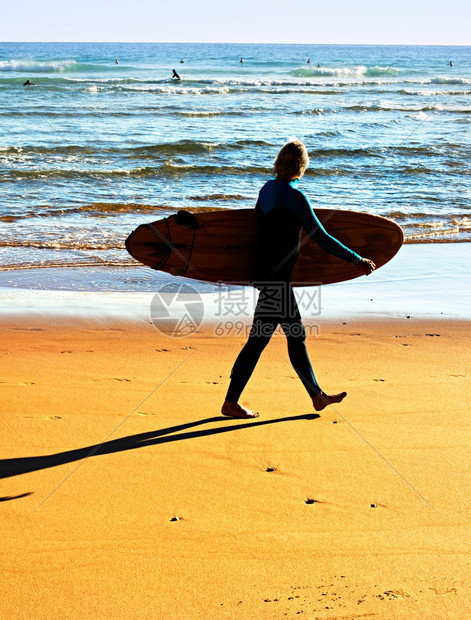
[
  {"left": 23, "top": 79, "right": 35, "bottom": 86},
  {"left": 172, "top": 69, "right": 181, "bottom": 79},
  {"left": 221, "top": 139, "right": 376, "bottom": 419}
]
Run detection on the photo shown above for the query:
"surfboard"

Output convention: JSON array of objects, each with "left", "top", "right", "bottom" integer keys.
[{"left": 125, "top": 208, "right": 403, "bottom": 286}]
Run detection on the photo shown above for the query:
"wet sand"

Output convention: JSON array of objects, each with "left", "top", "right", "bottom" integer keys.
[{"left": 1, "top": 317, "right": 470, "bottom": 618}]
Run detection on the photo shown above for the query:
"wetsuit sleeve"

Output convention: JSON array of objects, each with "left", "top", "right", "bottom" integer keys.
[{"left": 295, "top": 191, "right": 363, "bottom": 264}]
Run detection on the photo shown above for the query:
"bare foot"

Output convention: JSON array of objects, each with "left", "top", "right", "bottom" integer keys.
[
  {"left": 221, "top": 401, "right": 259, "bottom": 419},
  {"left": 312, "top": 391, "right": 347, "bottom": 412}
]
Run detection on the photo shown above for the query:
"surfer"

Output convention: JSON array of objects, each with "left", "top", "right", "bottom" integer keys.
[
  {"left": 23, "top": 79, "right": 35, "bottom": 86},
  {"left": 172, "top": 69, "right": 181, "bottom": 79},
  {"left": 221, "top": 139, "right": 376, "bottom": 419}
]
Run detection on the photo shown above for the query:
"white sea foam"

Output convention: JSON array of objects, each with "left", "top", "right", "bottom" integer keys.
[
  {"left": 410, "top": 111, "right": 431, "bottom": 121},
  {"left": 399, "top": 88, "right": 471, "bottom": 97},
  {"left": 119, "top": 84, "right": 231, "bottom": 95},
  {"left": 64, "top": 77, "right": 139, "bottom": 83},
  {"left": 291, "top": 65, "right": 399, "bottom": 79},
  {"left": 431, "top": 76, "right": 471, "bottom": 85},
  {"left": 0, "top": 59, "right": 78, "bottom": 73}
]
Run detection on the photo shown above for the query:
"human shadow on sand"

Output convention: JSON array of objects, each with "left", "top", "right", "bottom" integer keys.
[
  {"left": 1, "top": 413, "right": 320, "bottom": 480},
  {"left": 0, "top": 492, "right": 33, "bottom": 502}
]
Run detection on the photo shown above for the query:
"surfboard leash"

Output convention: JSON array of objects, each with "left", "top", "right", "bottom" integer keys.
[{"left": 140, "top": 214, "right": 199, "bottom": 275}]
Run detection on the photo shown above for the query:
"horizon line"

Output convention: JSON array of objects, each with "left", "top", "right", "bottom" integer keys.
[{"left": 1, "top": 41, "right": 469, "bottom": 47}]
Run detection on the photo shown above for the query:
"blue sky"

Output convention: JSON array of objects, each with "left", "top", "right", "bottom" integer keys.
[{"left": 1, "top": 0, "right": 469, "bottom": 44}]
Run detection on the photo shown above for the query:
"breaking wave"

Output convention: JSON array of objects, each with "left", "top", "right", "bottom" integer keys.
[
  {"left": 0, "top": 59, "right": 133, "bottom": 73},
  {"left": 291, "top": 65, "right": 399, "bottom": 78}
]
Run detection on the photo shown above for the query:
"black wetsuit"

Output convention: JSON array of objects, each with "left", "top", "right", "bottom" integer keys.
[{"left": 225, "top": 178, "right": 363, "bottom": 402}]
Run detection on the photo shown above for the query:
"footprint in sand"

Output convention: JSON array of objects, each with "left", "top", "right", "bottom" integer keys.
[
  {"left": 22, "top": 415, "right": 62, "bottom": 420},
  {"left": 13, "top": 327, "right": 43, "bottom": 331},
  {"left": 429, "top": 587, "right": 457, "bottom": 596},
  {"left": 60, "top": 350, "right": 72, "bottom": 354},
  {"left": 0, "top": 381, "right": 35, "bottom": 386},
  {"left": 377, "top": 589, "right": 411, "bottom": 600},
  {"left": 178, "top": 380, "right": 223, "bottom": 385},
  {"left": 92, "top": 377, "right": 133, "bottom": 383}
]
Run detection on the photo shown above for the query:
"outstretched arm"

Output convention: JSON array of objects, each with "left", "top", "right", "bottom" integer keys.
[{"left": 296, "top": 192, "right": 376, "bottom": 274}]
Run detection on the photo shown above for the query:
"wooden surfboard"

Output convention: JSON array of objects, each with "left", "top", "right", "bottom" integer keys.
[{"left": 125, "top": 208, "right": 403, "bottom": 286}]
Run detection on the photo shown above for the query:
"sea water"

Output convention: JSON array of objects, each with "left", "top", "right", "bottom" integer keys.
[{"left": 0, "top": 42, "right": 470, "bottom": 292}]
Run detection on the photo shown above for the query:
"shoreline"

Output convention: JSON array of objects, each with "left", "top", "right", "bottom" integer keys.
[{"left": 1, "top": 242, "right": 470, "bottom": 323}]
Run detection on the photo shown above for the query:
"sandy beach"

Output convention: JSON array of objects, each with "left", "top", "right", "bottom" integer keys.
[
  {"left": 2, "top": 36, "right": 471, "bottom": 620},
  {"left": 1, "top": 312, "right": 470, "bottom": 618}
]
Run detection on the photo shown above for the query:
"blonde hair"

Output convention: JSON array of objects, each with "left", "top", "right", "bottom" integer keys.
[{"left": 274, "top": 139, "right": 310, "bottom": 181}]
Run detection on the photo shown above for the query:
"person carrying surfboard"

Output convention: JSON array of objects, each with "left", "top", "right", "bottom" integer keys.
[{"left": 221, "top": 139, "right": 376, "bottom": 419}]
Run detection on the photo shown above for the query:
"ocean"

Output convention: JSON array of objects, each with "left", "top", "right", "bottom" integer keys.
[{"left": 0, "top": 42, "right": 470, "bottom": 292}]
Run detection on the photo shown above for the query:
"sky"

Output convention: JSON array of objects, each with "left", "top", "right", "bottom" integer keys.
[{"left": 1, "top": 0, "right": 470, "bottom": 45}]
